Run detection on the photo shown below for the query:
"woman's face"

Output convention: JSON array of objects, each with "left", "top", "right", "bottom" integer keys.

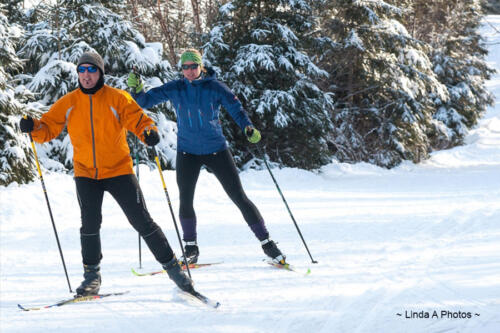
[{"left": 182, "top": 61, "right": 202, "bottom": 82}]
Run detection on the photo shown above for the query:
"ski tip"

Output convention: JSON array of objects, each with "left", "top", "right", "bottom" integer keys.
[
  {"left": 17, "top": 303, "right": 41, "bottom": 311},
  {"left": 131, "top": 267, "right": 152, "bottom": 276},
  {"left": 205, "top": 298, "right": 221, "bottom": 309},
  {"left": 17, "top": 304, "right": 28, "bottom": 311},
  {"left": 131, "top": 267, "right": 147, "bottom": 276},
  {"left": 181, "top": 289, "right": 221, "bottom": 309}
]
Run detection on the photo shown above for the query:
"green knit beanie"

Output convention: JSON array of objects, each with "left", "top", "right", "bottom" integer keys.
[{"left": 180, "top": 49, "right": 202, "bottom": 65}]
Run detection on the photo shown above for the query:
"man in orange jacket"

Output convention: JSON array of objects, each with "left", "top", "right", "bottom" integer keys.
[{"left": 20, "top": 52, "right": 194, "bottom": 296}]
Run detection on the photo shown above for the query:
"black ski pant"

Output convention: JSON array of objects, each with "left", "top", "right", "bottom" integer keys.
[
  {"left": 75, "top": 174, "right": 174, "bottom": 265},
  {"left": 176, "top": 149, "right": 269, "bottom": 242}
]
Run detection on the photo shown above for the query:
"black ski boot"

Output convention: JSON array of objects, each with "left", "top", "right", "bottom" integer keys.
[
  {"left": 261, "top": 239, "right": 286, "bottom": 264},
  {"left": 180, "top": 241, "right": 199, "bottom": 265},
  {"left": 163, "top": 256, "right": 195, "bottom": 293},
  {"left": 76, "top": 264, "right": 101, "bottom": 296}
]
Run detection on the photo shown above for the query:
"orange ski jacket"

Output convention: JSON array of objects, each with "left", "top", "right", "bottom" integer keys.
[{"left": 31, "top": 85, "right": 156, "bottom": 179}]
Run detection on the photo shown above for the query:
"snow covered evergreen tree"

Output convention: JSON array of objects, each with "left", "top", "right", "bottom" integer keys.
[
  {"left": 315, "top": 0, "right": 448, "bottom": 167},
  {"left": 483, "top": 0, "right": 500, "bottom": 14},
  {"left": 16, "top": 0, "right": 178, "bottom": 171},
  {"left": 203, "top": 0, "right": 334, "bottom": 169},
  {"left": 99, "top": 0, "right": 128, "bottom": 14},
  {"left": 402, "top": 0, "right": 495, "bottom": 148},
  {"left": 0, "top": 9, "right": 38, "bottom": 186},
  {"left": 1, "top": 0, "right": 25, "bottom": 24}
]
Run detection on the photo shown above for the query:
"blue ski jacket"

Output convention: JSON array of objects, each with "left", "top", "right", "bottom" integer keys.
[{"left": 132, "top": 68, "right": 252, "bottom": 155}]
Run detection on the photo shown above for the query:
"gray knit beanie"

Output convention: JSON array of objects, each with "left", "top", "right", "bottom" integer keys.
[{"left": 77, "top": 52, "right": 105, "bottom": 75}]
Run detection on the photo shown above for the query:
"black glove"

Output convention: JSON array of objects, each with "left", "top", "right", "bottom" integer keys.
[
  {"left": 144, "top": 129, "right": 160, "bottom": 146},
  {"left": 20, "top": 116, "right": 34, "bottom": 133}
]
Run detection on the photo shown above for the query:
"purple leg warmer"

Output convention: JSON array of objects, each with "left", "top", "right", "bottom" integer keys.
[
  {"left": 249, "top": 220, "right": 269, "bottom": 241},
  {"left": 180, "top": 217, "right": 197, "bottom": 242}
]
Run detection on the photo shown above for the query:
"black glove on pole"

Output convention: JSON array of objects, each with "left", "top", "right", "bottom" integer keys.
[
  {"left": 254, "top": 144, "right": 318, "bottom": 264},
  {"left": 20, "top": 116, "right": 34, "bottom": 133},
  {"left": 144, "top": 129, "right": 160, "bottom": 146},
  {"left": 148, "top": 135, "right": 193, "bottom": 279},
  {"left": 23, "top": 117, "right": 73, "bottom": 292}
]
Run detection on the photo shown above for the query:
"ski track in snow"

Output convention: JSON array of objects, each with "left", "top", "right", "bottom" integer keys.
[{"left": 1, "top": 15, "right": 500, "bottom": 333}]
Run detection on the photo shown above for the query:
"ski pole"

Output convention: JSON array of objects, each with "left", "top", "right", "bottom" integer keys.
[
  {"left": 135, "top": 136, "right": 142, "bottom": 269},
  {"left": 130, "top": 66, "right": 143, "bottom": 268},
  {"left": 254, "top": 144, "right": 318, "bottom": 264},
  {"left": 149, "top": 143, "right": 193, "bottom": 278},
  {"left": 25, "top": 121, "right": 73, "bottom": 292}
]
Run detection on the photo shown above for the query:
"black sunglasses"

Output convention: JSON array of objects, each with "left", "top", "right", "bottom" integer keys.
[
  {"left": 77, "top": 65, "right": 98, "bottom": 73},
  {"left": 181, "top": 63, "right": 199, "bottom": 70}
]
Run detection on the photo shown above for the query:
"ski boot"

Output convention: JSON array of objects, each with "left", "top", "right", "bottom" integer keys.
[
  {"left": 261, "top": 239, "right": 286, "bottom": 264},
  {"left": 76, "top": 264, "right": 101, "bottom": 296},
  {"left": 180, "top": 241, "right": 199, "bottom": 265},
  {"left": 163, "top": 256, "right": 195, "bottom": 293}
]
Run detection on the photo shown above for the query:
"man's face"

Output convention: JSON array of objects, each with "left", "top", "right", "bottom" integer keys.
[
  {"left": 182, "top": 61, "right": 201, "bottom": 82},
  {"left": 77, "top": 64, "right": 100, "bottom": 89}
]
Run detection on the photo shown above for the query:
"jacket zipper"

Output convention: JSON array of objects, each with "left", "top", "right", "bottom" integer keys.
[{"left": 89, "top": 95, "right": 98, "bottom": 179}]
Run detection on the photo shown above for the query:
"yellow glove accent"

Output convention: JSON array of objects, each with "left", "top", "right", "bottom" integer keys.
[
  {"left": 127, "top": 72, "right": 144, "bottom": 93},
  {"left": 245, "top": 126, "right": 261, "bottom": 144}
]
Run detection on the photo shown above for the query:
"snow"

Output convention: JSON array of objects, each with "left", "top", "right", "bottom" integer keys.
[
  {"left": 345, "top": 30, "right": 365, "bottom": 51},
  {"left": 123, "top": 41, "right": 163, "bottom": 73},
  {"left": 219, "top": 3, "right": 235, "bottom": 16},
  {"left": 1, "top": 16, "right": 500, "bottom": 333}
]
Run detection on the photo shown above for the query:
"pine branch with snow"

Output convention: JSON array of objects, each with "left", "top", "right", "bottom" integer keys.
[
  {"left": 203, "top": 0, "right": 333, "bottom": 169},
  {"left": 315, "top": 0, "right": 450, "bottom": 167},
  {"left": 0, "top": 10, "right": 39, "bottom": 185}
]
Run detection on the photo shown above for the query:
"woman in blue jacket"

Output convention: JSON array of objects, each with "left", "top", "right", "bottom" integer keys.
[{"left": 128, "top": 49, "right": 286, "bottom": 265}]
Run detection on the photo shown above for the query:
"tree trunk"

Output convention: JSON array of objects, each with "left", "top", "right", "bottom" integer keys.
[
  {"left": 191, "top": 0, "right": 202, "bottom": 34},
  {"left": 154, "top": 0, "right": 178, "bottom": 64}
]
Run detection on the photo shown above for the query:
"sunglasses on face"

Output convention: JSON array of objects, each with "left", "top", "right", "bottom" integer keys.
[
  {"left": 181, "top": 63, "right": 199, "bottom": 70},
  {"left": 77, "top": 65, "right": 98, "bottom": 73}
]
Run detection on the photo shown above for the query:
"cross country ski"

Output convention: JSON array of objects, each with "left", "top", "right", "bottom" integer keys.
[
  {"left": 266, "top": 260, "right": 311, "bottom": 275},
  {"left": 17, "top": 291, "right": 130, "bottom": 311},
  {"left": 131, "top": 262, "right": 223, "bottom": 276}
]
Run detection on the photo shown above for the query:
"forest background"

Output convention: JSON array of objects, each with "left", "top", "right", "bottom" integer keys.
[{"left": 1, "top": 0, "right": 499, "bottom": 186}]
